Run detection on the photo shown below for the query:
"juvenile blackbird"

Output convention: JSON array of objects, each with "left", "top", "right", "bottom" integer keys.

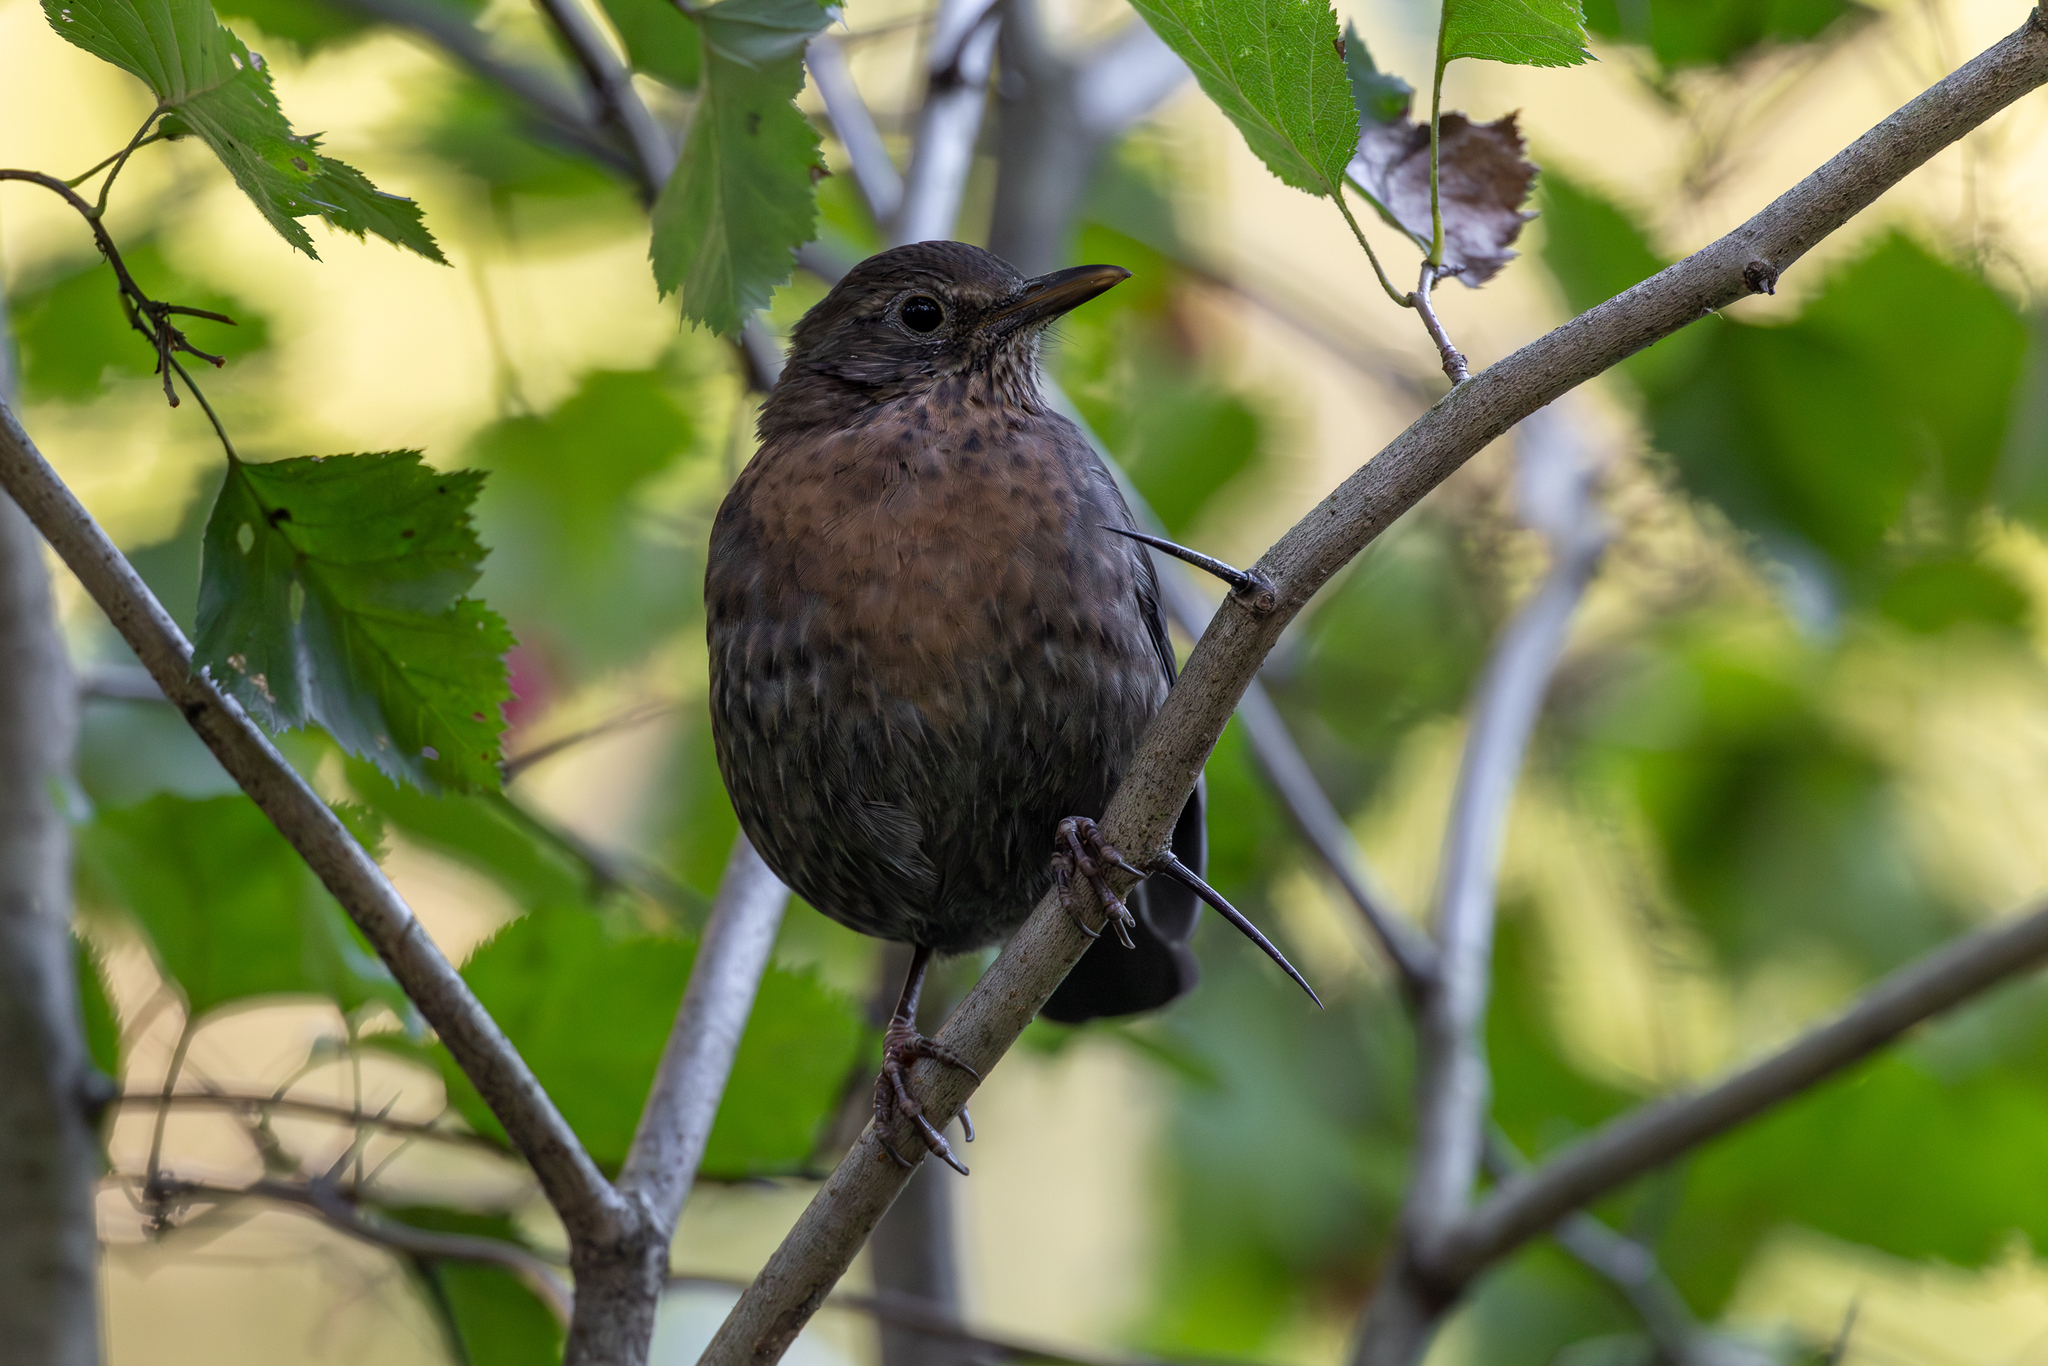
[{"left": 706, "top": 241, "right": 1313, "bottom": 1172}]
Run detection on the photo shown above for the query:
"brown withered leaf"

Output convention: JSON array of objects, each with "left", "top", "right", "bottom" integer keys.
[{"left": 1351, "top": 111, "right": 1538, "bottom": 286}]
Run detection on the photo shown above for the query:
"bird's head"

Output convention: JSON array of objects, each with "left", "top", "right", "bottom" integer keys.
[{"left": 773, "top": 241, "right": 1129, "bottom": 409}]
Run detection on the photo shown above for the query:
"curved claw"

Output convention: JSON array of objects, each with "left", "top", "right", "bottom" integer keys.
[
  {"left": 914, "top": 1114, "right": 970, "bottom": 1176},
  {"left": 1055, "top": 816, "right": 1139, "bottom": 948},
  {"left": 959, "top": 1107, "right": 975, "bottom": 1143}
]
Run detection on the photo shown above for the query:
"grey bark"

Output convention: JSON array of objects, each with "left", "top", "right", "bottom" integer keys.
[
  {"left": 699, "top": 17, "right": 2048, "bottom": 1364},
  {"left": 0, "top": 276, "right": 98, "bottom": 1365}
]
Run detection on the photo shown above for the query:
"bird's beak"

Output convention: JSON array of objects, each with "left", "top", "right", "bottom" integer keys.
[{"left": 982, "top": 264, "right": 1131, "bottom": 332}]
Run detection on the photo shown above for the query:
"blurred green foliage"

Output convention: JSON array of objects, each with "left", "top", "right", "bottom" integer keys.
[
  {"left": 79, "top": 792, "right": 408, "bottom": 1021},
  {"left": 442, "top": 905, "right": 863, "bottom": 1176},
  {"left": 1579, "top": 0, "right": 1867, "bottom": 70},
  {"left": 8, "top": 241, "right": 268, "bottom": 403},
  {"left": 390, "top": 1206, "right": 564, "bottom": 1366}
]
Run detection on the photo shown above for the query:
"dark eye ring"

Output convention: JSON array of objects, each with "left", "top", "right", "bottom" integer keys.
[{"left": 899, "top": 294, "right": 946, "bottom": 334}]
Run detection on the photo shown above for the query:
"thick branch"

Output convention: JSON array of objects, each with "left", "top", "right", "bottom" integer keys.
[
  {"left": 621, "top": 836, "right": 790, "bottom": 1222},
  {"left": 698, "top": 17, "right": 2048, "bottom": 1364},
  {"left": 0, "top": 276, "right": 97, "bottom": 1366},
  {"left": 0, "top": 399, "right": 628, "bottom": 1249}
]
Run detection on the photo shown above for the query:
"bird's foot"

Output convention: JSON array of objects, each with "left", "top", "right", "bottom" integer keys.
[
  {"left": 874, "top": 1017, "right": 979, "bottom": 1175},
  {"left": 1054, "top": 815, "right": 1142, "bottom": 949}
]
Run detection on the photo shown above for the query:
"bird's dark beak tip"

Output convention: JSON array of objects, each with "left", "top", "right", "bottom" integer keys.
[{"left": 992, "top": 263, "right": 1133, "bottom": 329}]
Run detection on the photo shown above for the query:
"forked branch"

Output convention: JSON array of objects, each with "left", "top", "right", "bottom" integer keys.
[{"left": 698, "top": 15, "right": 2048, "bottom": 1364}]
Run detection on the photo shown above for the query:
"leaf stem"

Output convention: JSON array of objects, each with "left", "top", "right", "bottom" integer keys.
[
  {"left": 1332, "top": 189, "right": 1410, "bottom": 307},
  {"left": 92, "top": 107, "right": 167, "bottom": 219},
  {"left": 1428, "top": 22, "right": 1448, "bottom": 266},
  {"left": 166, "top": 357, "right": 241, "bottom": 462},
  {"left": 65, "top": 132, "right": 165, "bottom": 190}
]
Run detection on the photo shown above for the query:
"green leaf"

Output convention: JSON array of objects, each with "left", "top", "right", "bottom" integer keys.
[
  {"left": 1125, "top": 0, "right": 1358, "bottom": 197},
  {"left": 42, "top": 0, "right": 445, "bottom": 262},
  {"left": 193, "top": 451, "right": 513, "bottom": 794},
  {"left": 444, "top": 906, "right": 863, "bottom": 1175},
  {"left": 599, "top": 0, "right": 702, "bottom": 87},
  {"left": 1342, "top": 23, "right": 1413, "bottom": 126},
  {"left": 1439, "top": 0, "right": 1592, "bottom": 69},
  {"left": 79, "top": 793, "right": 407, "bottom": 1021},
  {"left": 649, "top": 0, "right": 829, "bottom": 335},
  {"left": 76, "top": 938, "right": 122, "bottom": 1079}
]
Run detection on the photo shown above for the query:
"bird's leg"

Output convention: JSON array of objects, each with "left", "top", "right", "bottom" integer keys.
[
  {"left": 1053, "top": 815, "right": 1141, "bottom": 949},
  {"left": 1148, "top": 849, "right": 1323, "bottom": 1009},
  {"left": 873, "top": 944, "right": 981, "bottom": 1175},
  {"left": 1099, "top": 526, "right": 1277, "bottom": 611}
]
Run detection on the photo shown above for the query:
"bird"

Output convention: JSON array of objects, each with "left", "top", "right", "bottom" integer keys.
[{"left": 705, "top": 241, "right": 1316, "bottom": 1173}]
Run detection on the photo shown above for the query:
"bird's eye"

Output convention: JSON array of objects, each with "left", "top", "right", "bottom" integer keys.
[{"left": 899, "top": 294, "right": 946, "bottom": 333}]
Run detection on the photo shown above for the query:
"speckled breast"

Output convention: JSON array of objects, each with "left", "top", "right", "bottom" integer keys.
[{"left": 704, "top": 393, "right": 1168, "bottom": 952}]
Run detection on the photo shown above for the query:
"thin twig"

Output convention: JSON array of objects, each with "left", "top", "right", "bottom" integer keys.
[
  {"left": 114, "top": 1089, "right": 504, "bottom": 1151},
  {"left": 0, "top": 399, "right": 630, "bottom": 1250},
  {"left": 158, "top": 1176, "right": 575, "bottom": 1322},
  {"left": 698, "top": 22, "right": 2048, "bottom": 1364},
  {"left": 327, "top": 0, "right": 636, "bottom": 174},
  {"left": 500, "top": 699, "right": 678, "bottom": 781},
  {"left": 533, "top": 0, "right": 676, "bottom": 197},
  {"left": 1408, "top": 263, "right": 1469, "bottom": 384},
  {"left": 1481, "top": 1133, "right": 1734, "bottom": 1365},
  {"left": 671, "top": 1273, "right": 1216, "bottom": 1366}
]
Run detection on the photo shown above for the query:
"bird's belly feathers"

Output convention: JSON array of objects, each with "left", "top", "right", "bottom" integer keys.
[{"left": 706, "top": 413, "right": 1165, "bottom": 951}]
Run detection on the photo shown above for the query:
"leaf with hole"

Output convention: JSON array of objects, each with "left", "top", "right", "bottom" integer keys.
[
  {"left": 42, "top": 0, "right": 444, "bottom": 262},
  {"left": 194, "top": 451, "right": 513, "bottom": 793}
]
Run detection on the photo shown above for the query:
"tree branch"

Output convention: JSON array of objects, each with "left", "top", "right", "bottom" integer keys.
[
  {"left": 808, "top": 33, "right": 904, "bottom": 224},
  {"left": 988, "top": 0, "right": 1187, "bottom": 275},
  {"left": 697, "top": 17, "right": 2048, "bottom": 1364},
  {"left": 0, "top": 399, "right": 630, "bottom": 1252},
  {"left": 892, "top": 0, "right": 1002, "bottom": 246},
  {"left": 163, "top": 1176, "right": 575, "bottom": 1323},
  {"left": 329, "top": 0, "right": 637, "bottom": 175},
  {"left": 1432, "top": 887, "right": 2048, "bottom": 1285},
  {"left": 1353, "top": 410, "right": 1605, "bottom": 1365},
  {"left": 533, "top": 0, "right": 676, "bottom": 196},
  {"left": 560, "top": 837, "right": 791, "bottom": 1359},
  {"left": 0, "top": 264, "right": 98, "bottom": 1366}
]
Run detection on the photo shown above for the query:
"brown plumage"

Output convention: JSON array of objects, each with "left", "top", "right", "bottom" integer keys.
[{"left": 705, "top": 241, "right": 1305, "bottom": 1171}]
